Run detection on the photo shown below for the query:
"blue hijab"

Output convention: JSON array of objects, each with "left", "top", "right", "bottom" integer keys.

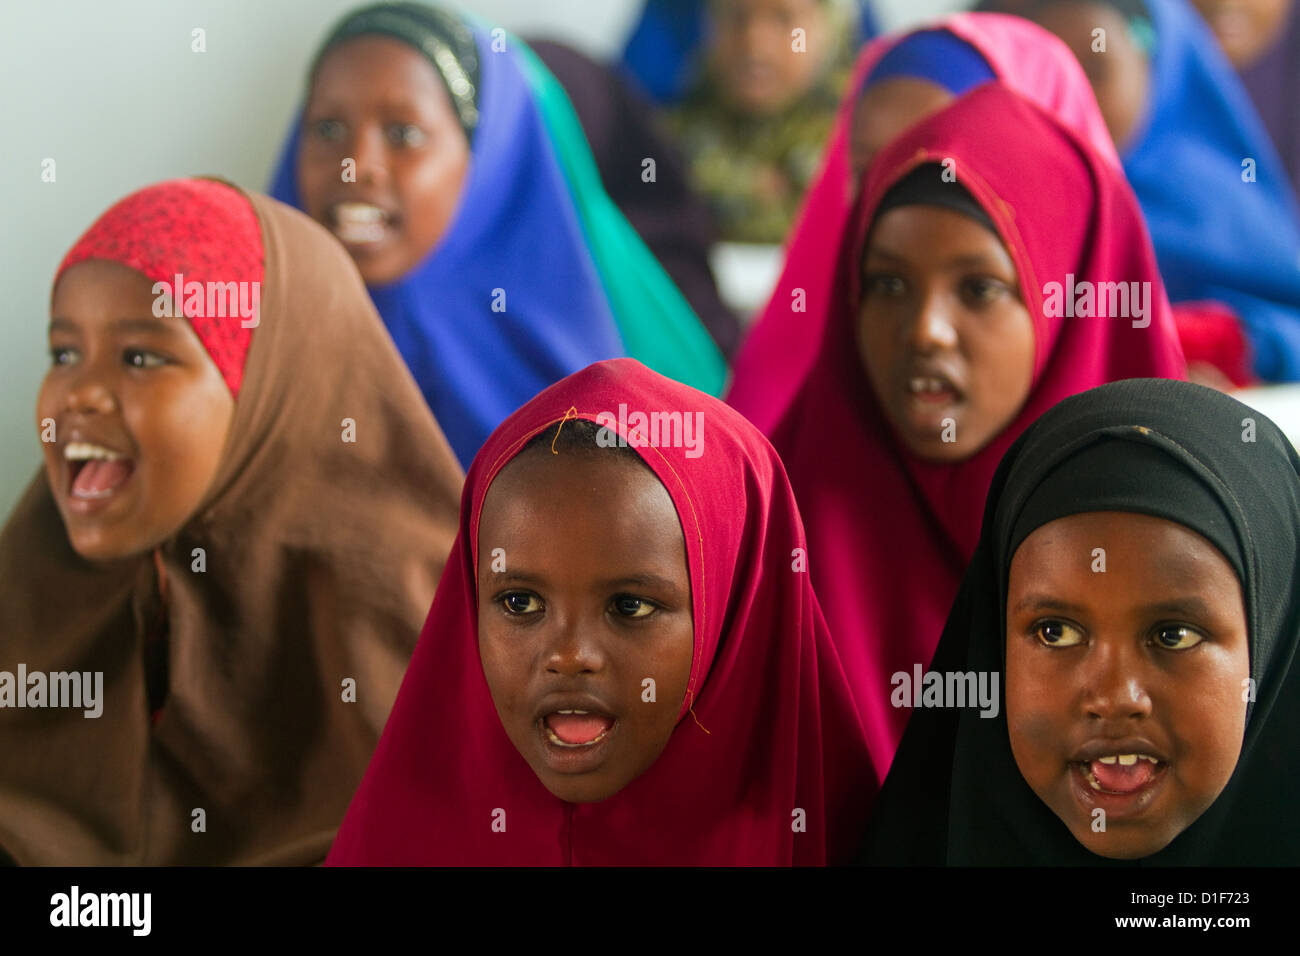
[
  {"left": 620, "top": 0, "right": 880, "bottom": 105},
  {"left": 1123, "top": 0, "right": 1300, "bottom": 381},
  {"left": 269, "top": 22, "right": 624, "bottom": 467}
]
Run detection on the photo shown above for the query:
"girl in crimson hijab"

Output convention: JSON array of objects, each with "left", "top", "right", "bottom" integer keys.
[
  {"left": 726, "top": 12, "right": 1121, "bottom": 435},
  {"left": 326, "top": 358, "right": 875, "bottom": 865},
  {"left": 764, "top": 84, "right": 1186, "bottom": 788},
  {"left": 0, "top": 179, "right": 462, "bottom": 864}
]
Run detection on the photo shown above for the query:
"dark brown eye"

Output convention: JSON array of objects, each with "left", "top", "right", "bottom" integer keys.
[
  {"left": 1153, "top": 625, "right": 1203, "bottom": 650},
  {"left": 387, "top": 124, "right": 427, "bottom": 147},
  {"left": 612, "top": 595, "right": 655, "bottom": 619},
  {"left": 311, "top": 119, "right": 345, "bottom": 143},
  {"left": 1035, "top": 620, "right": 1084, "bottom": 647},
  {"left": 500, "top": 592, "right": 541, "bottom": 615},
  {"left": 862, "top": 273, "right": 905, "bottom": 298}
]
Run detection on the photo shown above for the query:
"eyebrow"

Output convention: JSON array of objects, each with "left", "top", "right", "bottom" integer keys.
[
  {"left": 1010, "top": 593, "right": 1219, "bottom": 620},
  {"left": 484, "top": 569, "right": 685, "bottom": 596},
  {"left": 49, "top": 317, "right": 185, "bottom": 336},
  {"left": 864, "top": 247, "right": 1011, "bottom": 273},
  {"left": 1010, "top": 593, "right": 1090, "bottom": 616}
]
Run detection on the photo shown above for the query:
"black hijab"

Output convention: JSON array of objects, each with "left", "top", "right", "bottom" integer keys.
[{"left": 860, "top": 378, "right": 1300, "bottom": 865}]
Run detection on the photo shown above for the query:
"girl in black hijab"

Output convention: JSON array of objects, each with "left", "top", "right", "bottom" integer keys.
[{"left": 860, "top": 378, "right": 1300, "bottom": 864}]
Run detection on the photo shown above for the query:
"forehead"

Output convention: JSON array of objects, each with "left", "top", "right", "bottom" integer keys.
[
  {"left": 477, "top": 449, "right": 685, "bottom": 574},
  {"left": 1010, "top": 511, "right": 1240, "bottom": 593},
  {"left": 309, "top": 35, "right": 447, "bottom": 104},
  {"left": 865, "top": 205, "right": 1008, "bottom": 263},
  {"left": 52, "top": 259, "right": 161, "bottom": 316}
]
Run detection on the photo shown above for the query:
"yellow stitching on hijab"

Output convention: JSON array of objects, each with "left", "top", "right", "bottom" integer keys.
[{"left": 551, "top": 406, "right": 578, "bottom": 454}]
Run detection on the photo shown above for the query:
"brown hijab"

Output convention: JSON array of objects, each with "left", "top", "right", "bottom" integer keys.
[{"left": 0, "top": 182, "right": 462, "bottom": 864}]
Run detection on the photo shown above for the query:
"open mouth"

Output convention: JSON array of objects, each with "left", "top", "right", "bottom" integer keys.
[
  {"left": 328, "top": 202, "right": 398, "bottom": 246},
  {"left": 542, "top": 710, "right": 616, "bottom": 748},
  {"left": 1078, "top": 753, "right": 1163, "bottom": 795},
  {"left": 905, "top": 371, "right": 962, "bottom": 406},
  {"left": 65, "top": 441, "right": 135, "bottom": 503}
]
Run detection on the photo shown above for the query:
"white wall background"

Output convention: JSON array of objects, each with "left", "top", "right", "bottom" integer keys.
[{"left": 0, "top": 0, "right": 962, "bottom": 521}]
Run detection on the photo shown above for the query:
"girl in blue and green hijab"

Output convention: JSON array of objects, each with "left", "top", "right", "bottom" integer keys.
[{"left": 270, "top": 2, "right": 726, "bottom": 467}]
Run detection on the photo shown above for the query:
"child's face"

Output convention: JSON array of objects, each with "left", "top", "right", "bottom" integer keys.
[
  {"left": 1005, "top": 510, "right": 1250, "bottom": 859},
  {"left": 708, "top": 0, "right": 830, "bottom": 115},
  {"left": 41, "top": 260, "right": 235, "bottom": 561},
  {"left": 1031, "top": 2, "right": 1148, "bottom": 150},
  {"left": 857, "top": 205, "right": 1035, "bottom": 463},
  {"left": 476, "top": 447, "right": 694, "bottom": 803},
  {"left": 1192, "top": 0, "right": 1292, "bottom": 68},
  {"left": 850, "top": 78, "right": 955, "bottom": 180},
  {"left": 297, "top": 35, "right": 471, "bottom": 285}
]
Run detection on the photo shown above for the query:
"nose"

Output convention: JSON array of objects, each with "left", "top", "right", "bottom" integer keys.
[
  {"left": 542, "top": 616, "right": 605, "bottom": 678},
  {"left": 904, "top": 289, "right": 959, "bottom": 353},
  {"left": 1079, "top": 640, "right": 1152, "bottom": 722},
  {"left": 351, "top": 123, "right": 389, "bottom": 187},
  {"left": 62, "top": 366, "right": 117, "bottom": 416}
]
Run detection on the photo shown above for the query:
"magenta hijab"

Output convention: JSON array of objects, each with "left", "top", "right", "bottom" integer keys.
[
  {"left": 326, "top": 359, "right": 876, "bottom": 865},
  {"left": 726, "top": 12, "right": 1120, "bottom": 433},
  {"left": 770, "top": 85, "right": 1185, "bottom": 786}
]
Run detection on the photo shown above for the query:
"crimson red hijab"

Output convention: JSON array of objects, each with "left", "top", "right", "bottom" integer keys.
[
  {"left": 326, "top": 358, "right": 875, "bottom": 865},
  {"left": 771, "top": 84, "right": 1186, "bottom": 787},
  {"left": 726, "top": 12, "right": 1120, "bottom": 434}
]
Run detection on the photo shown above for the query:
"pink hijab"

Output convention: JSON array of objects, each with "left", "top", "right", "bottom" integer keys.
[
  {"left": 326, "top": 359, "right": 875, "bottom": 865},
  {"left": 726, "top": 12, "right": 1121, "bottom": 432},
  {"left": 770, "top": 84, "right": 1185, "bottom": 785}
]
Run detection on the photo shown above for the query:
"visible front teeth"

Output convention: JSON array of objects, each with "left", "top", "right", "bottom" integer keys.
[
  {"left": 908, "top": 377, "right": 951, "bottom": 394},
  {"left": 555, "top": 709, "right": 588, "bottom": 715},
  {"left": 1095, "top": 753, "right": 1160, "bottom": 766},
  {"left": 335, "top": 202, "right": 386, "bottom": 223},
  {"left": 64, "top": 442, "right": 124, "bottom": 462},
  {"left": 333, "top": 203, "right": 389, "bottom": 243}
]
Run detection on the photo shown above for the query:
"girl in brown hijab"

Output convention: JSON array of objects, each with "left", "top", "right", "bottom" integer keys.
[{"left": 0, "top": 178, "right": 462, "bottom": 865}]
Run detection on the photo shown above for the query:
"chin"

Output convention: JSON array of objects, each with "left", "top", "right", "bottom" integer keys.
[
  {"left": 66, "top": 532, "right": 142, "bottom": 564},
  {"left": 1073, "top": 828, "right": 1173, "bottom": 861}
]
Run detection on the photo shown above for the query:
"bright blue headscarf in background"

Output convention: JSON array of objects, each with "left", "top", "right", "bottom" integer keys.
[
  {"left": 269, "top": 22, "right": 624, "bottom": 467},
  {"left": 1124, "top": 0, "right": 1300, "bottom": 381},
  {"left": 620, "top": 0, "right": 880, "bottom": 105}
]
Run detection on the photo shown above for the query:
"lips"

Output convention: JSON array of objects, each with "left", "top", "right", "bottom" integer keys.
[
  {"left": 533, "top": 694, "right": 619, "bottom": 771},
  {"left": 1068, "top": 738, "right": 1171, "bottom": 814},
  {"left": 1082, "top": 754, "right": 1161, "bottom": 794}
]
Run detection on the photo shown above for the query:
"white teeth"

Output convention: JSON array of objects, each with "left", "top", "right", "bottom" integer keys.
[
  {"left": 332, "top": 203, "right": 389, "bottom": 244},
  {"left": 335, "top": 202, "right": 386, "bottom": 223},
  {"left": 555, "top": 709, "right": 588, "bottom": 715},
  {"left": 1093, "top": 753, "right": 1161, "bottom": 766},
  {"left": 908, "top": 377, "right": 951, "bottom": 394},
  {"left": 64, "top": 442, "right": 124, "bottom": 462}
]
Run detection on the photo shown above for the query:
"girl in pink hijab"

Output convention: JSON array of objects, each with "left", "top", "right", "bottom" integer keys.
[
  {"left": 727, "top": 12, "right": 1121, "bottom": 433},
  {"left": 761, "top": 83, "right": 1185, "bottom": 786}
]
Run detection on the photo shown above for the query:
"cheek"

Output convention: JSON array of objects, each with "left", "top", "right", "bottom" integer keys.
[
  {"left": 295, "top": 146, "right": 331, "bottom": 212},
  {"left": 1176, "top": 648, "right": 1250, "bottom": 776},
  {"left": 970, "top": 308, "right": 1035, "bottom": 412},
  {"left": 398, "top": 147, "right": 468, "bottom": 229},
  {"left": 477, "top": 623, "right": 524, "bottom": 710},
  {"left": 1005, "top": 642, "right": 1064, "bottom": 759},
  {"left": 129, "top": 378, "right": 231, "bottom": 502}
]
